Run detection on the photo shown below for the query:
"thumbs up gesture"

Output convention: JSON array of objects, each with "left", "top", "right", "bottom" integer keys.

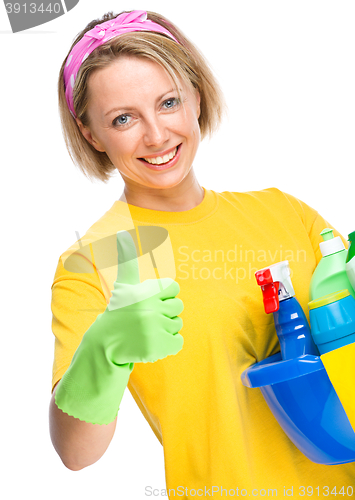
[
  {"left": 54, "top": 231, "right": 184, "bottom": 424},
  {"left": 88, "top": 230, "right": 184, "bottom": 364}
]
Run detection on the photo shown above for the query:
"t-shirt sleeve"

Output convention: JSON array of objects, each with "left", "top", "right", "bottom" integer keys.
[
  {"left": 278, "top": 189, "right": 348, "bottom": 265},
  {"left": 50, "top": 252, "right": 108, "bottom": 393}
]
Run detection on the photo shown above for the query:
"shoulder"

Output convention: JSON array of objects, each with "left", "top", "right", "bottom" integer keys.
[{"left": 216, "top": 187, "right": 318, "bottom": 220}]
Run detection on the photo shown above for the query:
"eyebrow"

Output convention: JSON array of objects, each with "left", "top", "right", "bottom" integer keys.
[{"left": 104, "top": 88, "right": 179, "bottom": 117}]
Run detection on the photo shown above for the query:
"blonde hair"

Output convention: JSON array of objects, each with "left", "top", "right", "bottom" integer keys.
[{"left": 58, "top": 10, "right": 226, "bottom": 183}]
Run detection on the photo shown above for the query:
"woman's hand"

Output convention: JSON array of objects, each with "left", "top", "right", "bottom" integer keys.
[{"left": 85, "top": 230, "right": 184, "bottom": 364}]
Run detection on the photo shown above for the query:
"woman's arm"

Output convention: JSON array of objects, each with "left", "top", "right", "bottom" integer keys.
[{"left": 49, "top": 381, "right": 117, "bottom": 471}]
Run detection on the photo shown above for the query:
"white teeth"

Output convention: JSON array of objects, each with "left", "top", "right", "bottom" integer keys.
[{"left": 143, "top": 147, "right": 178, "bottom": 165}]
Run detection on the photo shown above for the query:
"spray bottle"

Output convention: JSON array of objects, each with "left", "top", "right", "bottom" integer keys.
[{"left": 255, "top": 260, "right": 319, "bottom": 359}]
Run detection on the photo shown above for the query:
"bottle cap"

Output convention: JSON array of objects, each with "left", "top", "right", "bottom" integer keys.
[
  {"left": 319, "top": 228, "right": 345, "bottom": 257},
  {"left": 308, "top": 289, "right": 350, "bottom": 310}
]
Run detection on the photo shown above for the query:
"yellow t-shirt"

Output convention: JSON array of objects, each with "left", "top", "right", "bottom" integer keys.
[{"left": 51, "top": 187, "right": 355, "bottom": 497}]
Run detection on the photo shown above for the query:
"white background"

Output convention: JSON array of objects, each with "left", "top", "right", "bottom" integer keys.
[{"left": 1, "top": 1, "right": 354, "bottom": 498}]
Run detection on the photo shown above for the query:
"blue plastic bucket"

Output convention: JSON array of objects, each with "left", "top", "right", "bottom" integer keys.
[{"left": 241, "top": 352, "right": 355, "bottom": 464}]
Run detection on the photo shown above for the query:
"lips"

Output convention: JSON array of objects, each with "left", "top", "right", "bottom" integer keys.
[
  {"left": 143, "top": 147, "right": 178, "bottom": 165},
  {"left": 138, "top": 143, "right": 182, "bottom": 171},
  {"left": 138, "top": 144, "right": 180, "bottom": 165}
]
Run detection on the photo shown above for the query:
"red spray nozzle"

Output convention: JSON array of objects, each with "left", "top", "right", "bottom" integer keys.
[{"left": 255, "top": 268, "right": 280, "bottom": 314}]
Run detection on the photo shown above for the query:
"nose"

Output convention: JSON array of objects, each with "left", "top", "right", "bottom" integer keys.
[{"left": 143, "top": 114, "right": 170, "bottom": 148}]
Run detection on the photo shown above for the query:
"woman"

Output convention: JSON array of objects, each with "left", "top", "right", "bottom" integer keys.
[{"left": 49, "top": 9, "right": 354, "bottom": 496}]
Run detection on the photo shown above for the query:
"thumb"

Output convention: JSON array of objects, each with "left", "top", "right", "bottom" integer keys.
[{"left": 115, "top": 230, "right": 141, "bottom": 285}]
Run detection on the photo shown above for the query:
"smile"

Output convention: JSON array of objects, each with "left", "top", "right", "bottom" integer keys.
[
  {"left": 138, "top": 144, "right": 182, "bottom": 170},
  {"left": 141, "top": 146, "right": 178, "bottom": 165},
  {"left": 140, "top": 146, "right": 179, "bottom": 165}
]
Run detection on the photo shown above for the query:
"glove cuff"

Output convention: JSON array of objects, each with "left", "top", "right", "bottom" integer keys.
[{"left": 54, "top": 328, "right": 134, "bottom": 425}]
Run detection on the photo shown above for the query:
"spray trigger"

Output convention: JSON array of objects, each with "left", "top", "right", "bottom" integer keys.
[{"left": 255, "top": 268, "right": 280, "bottom": 314}]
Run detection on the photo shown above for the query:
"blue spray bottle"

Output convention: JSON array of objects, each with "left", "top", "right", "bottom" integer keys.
[{"left": 255, "top": 260, "right": 319, "bottom": 359}]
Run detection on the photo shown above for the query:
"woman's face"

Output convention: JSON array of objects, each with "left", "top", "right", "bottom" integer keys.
[{"left": 77, "top": 55, "right": 201, "bottom": 191}]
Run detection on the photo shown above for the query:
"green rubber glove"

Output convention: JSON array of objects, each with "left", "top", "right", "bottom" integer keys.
[{"left": 54, "top": 230, "right": 184, "bottom": 425}]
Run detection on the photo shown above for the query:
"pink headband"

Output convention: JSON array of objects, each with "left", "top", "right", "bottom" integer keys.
[{"left": 63, "top": 10, "right": 179, "bottom": 119}]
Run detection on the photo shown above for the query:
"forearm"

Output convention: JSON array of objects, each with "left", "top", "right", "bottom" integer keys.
[{"left": 49, "top": 382, "right": 117, "bottom": 471}]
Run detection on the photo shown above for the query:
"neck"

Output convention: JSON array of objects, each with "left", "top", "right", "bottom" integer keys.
[{"left": 118, "top": 169, "right": 204, "bottom": 212}]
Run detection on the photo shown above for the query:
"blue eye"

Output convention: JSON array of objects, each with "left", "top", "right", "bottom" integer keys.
[
  {"left": 163, "top": 98, "right": 180, "bottom": 109},
  {"left": 113, "top": 114, "right": 130, "bottom": 127}
]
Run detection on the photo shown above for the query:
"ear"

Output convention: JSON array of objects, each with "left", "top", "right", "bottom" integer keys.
[
  {"left": 195, "top": 90, "right": 201, "bottom": 119},
  {"left": 75, "top": 118, "right": 106, "bottom": 153}
]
